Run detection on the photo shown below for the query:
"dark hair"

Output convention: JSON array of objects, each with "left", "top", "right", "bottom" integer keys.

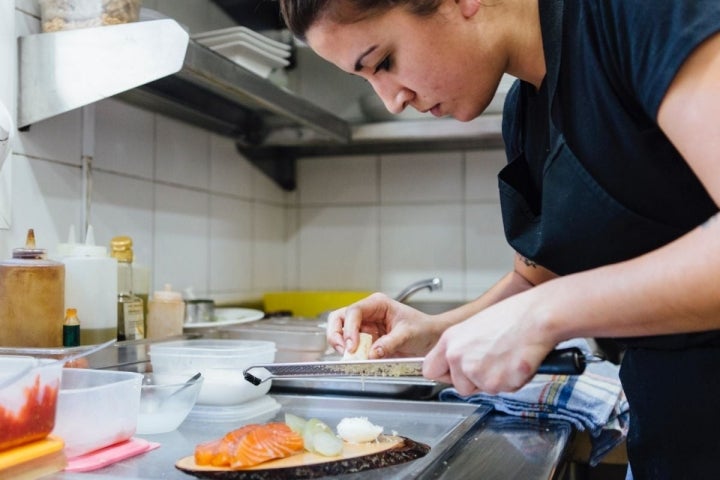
[{"left": 279, "top": 0, "right": 442, "bottom": 40}]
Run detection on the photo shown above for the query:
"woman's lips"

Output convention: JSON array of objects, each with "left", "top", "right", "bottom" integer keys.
[{"left": 430, "top": 104, "right": 443, "bottom": 117}]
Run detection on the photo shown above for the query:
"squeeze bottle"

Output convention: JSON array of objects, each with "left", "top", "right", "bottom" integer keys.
[{"left": 55, "top": 225, "right": 118, "bottom": 344}]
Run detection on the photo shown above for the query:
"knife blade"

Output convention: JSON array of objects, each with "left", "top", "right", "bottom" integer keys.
[{"left": 243, "top": 347, "right": 593, "bottom": 385}]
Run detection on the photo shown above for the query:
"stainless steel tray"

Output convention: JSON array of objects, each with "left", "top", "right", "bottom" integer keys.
[
  {"left": 272, "top": 395, "right": 492, "bottom": 479},
  {"left": 47, "top": 394, "right": 490, "bottom": 479}
]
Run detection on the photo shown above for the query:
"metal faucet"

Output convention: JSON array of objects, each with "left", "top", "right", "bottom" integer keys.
[{"left": 394, "top": 277, "right": 443, "bottom": 303}]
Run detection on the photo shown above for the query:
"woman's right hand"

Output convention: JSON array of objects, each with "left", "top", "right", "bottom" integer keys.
[{"left": 326, "top": 292, "right": 443, "bottom": 359}]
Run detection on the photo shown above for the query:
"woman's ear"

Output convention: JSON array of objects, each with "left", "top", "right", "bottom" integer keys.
[{"left": 456, "top": 0, "right": 481, "bottom": 19}]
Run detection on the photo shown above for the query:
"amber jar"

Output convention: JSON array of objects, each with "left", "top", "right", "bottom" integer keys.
[{"left": 0, "top": 229, "right": 65, "bottom": 347}]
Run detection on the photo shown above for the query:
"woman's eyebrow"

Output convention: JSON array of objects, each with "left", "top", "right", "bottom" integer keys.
[{"left": 354, "top": 45, "right": 378, "bottom": 71}]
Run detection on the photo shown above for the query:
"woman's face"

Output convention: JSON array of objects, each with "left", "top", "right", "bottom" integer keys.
[{"left": 305, "top": 0, "right": 508, "bottom": 122}]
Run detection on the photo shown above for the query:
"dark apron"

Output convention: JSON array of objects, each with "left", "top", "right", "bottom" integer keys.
[{"left": 498, "top": 0, "right": 720, "bottom": 477}]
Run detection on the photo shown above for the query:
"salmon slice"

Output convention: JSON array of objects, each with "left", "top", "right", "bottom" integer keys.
[
  {"left": 195, "top": 424, "right": 259, "bottom": 467},
  {"left": 230, "top": 422, "right": 305, "bottom": 468},
  {"left": 194, "top": 422, "right": 304, "bottom": 468}
]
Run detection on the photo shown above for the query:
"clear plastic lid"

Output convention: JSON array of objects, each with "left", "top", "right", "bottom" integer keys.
[
  {"left": 149, "top": 339, "right": 276, "bottom": 358},
  {"left": 186, "top": 396, "right": 280, "bottom": 423}
]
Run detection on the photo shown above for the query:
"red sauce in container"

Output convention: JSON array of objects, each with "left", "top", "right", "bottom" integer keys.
[{"left": 0, "top": 375, "right": 59, "bottom": 451}]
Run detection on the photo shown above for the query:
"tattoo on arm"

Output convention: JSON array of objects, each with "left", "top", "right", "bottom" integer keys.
[
  {"left": 520, "top": 256, "right": 537, "bottom": 268},
  {"left": 701, "top": 213, "right": 720, "bottom": 229}
]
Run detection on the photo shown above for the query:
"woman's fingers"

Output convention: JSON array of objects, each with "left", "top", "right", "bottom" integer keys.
[
  {"left": 423, "top": 336, "right": 450, "bottom": 379},
  {"left": 326, "top": 307, "right": 348, "bottom": 354},
  {"left": 326, "top": 293, "right": 393, "bottom": 355}
]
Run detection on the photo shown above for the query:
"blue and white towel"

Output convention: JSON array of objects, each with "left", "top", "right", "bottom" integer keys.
[{"left": 439, "top": 338, "right": 629, "bottom": 466}]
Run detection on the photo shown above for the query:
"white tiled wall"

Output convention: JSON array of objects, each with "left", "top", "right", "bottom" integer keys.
[
  {"left": 0, "top": 1, "right": 514, "bottom": 307},
  {"left": 292, "top": 151, "right": 512, "bottom": 302}
]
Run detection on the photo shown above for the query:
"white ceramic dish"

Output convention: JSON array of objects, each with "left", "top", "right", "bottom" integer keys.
[
  {"left": 183, "top": 307, "right": 264, "bottom": 330},
  {"left": 193, "top": 25, "right": 291, "bottom": 51},
  {"left": 211, "top": 40, "right": 290, "bottom": 78},
  {"left": 149, "top": 339, "right": 276, "bottom": 406},
  {"left": 196, "top": 32, "right": 291, "bottom": 58}
]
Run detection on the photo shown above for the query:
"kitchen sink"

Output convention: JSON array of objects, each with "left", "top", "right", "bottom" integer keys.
[{"left": 405, "top": 301, "right": 465, "bottom": 315}]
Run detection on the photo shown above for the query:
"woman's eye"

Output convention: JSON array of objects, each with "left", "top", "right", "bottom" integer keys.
[{"left": 375, "top": 56, "right": 391, "bottom": 73}]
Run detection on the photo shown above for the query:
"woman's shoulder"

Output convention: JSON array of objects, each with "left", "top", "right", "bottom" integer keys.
[{"left": 566, "top": 0, "right": 720, "bottom": 117}]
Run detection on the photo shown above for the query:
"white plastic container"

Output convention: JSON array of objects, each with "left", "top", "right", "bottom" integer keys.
[
  {"left": 149, "top": 339, "right": 276, "bottom": 406},
  {"left": 55, "top": 226, "right": 117, "bottom": 344},
  {"left": 146, "top": 284, "right": 184, "bottom": 340},
  {"left": 52, "top": 369, "right": 142, "bottom": 458}
]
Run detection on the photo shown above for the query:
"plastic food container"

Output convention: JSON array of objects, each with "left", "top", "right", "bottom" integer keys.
[
  {"left": 219, "top": 317, "right": 327, "bottom": 362},
  {"left": 185, "top": 395, "right": 280, "bottom": 424},
  {"left": 149, "top": 339, "right": 276, "bottom": 406},
  {"left": 0, "top": 357, "right": 63, "bottom": 452},
  {"left": 52, "top": 369, "right": 142, "bottom": 458},
  {"left": 136, "top": 372, "right": 203, "bottom": 434},
  {"left": 40, "top": 0, "right": 142, "bottom": 33}
]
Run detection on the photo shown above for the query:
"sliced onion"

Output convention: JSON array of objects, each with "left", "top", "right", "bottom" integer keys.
[
  {"left": 312, "top": 431, "right": 343, "bottom": 456},
  {"left": 284, "top": 413, "right": 307, "bottom": 434}
]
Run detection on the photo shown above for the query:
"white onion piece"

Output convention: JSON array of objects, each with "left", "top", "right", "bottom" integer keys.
[
  {"left": 284, "top": 413, "right": 306, "bottom": 434},
  {"left": 313, "top": 431, "right": 343, "bottom": 456},
  {"left": 336, "top": 417, "right": 384, "bottom": 443}
]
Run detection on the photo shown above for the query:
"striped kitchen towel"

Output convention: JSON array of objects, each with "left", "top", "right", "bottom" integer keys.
[{"left": 439, "top": 338, "right": 629, "bottom": 466}]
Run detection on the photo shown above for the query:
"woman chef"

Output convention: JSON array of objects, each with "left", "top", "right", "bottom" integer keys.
[{"left": 278, "top": 0, "right": 720, "bottom": 477}]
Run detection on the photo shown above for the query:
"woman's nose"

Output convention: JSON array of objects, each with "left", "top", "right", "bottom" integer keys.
[{"left": 371, "top": 80, "right": 414, "bottom": 114}]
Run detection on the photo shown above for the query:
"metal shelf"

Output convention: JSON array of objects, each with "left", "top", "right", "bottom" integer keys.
[{"left": 117, "top": 38, "right": 351, "bottom": 144}]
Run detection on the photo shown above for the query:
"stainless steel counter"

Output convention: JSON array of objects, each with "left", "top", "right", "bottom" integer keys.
[
  {"left": 38, "top": 338, "right": 573, "bottom": 479},
  {"left": 43, "top": 394, "right": 572, "bottom": 480}
]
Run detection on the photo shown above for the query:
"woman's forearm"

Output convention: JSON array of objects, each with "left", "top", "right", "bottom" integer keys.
[
  {"left": 436, "top": 259, "right": 547, "bottom": 327},
  {"left": 533, "top": 213, "right": 720, "bottom": 344}
]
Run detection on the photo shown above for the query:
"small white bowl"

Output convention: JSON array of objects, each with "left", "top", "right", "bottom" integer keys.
[{"left": 137, "top": 372, "right": 203, "bottom": 434}]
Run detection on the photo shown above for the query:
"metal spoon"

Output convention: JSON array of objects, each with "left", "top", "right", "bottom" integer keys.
[
  {"left": 142, "top": 372, "right": 202, "bottom": 414},
  {"left": 165, "top": 372, "right": 202, "bottom": 400}
]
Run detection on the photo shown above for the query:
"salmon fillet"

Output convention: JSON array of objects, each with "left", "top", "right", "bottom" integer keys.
[{"left": 195, "top": 422, "right": 304, "bottom": 468}]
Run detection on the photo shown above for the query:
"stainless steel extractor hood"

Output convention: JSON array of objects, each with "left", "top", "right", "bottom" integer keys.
[
  {"left": 18, "top": 19, "right": 351, "bottom": 144},
  {"left": 18, "top": 20, "right": 189, "bottom": 128}
]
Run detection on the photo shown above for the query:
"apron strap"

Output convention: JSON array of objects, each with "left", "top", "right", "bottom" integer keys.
[{"left": 538, "top": 0, "right": 565, "bottom": 146}]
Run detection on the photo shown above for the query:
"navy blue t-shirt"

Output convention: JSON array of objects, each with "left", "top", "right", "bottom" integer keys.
[{"left": 504, "top": 0, "right": 720, "bottom": 231}]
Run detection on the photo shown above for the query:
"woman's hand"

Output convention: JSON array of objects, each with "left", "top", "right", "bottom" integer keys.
[
  {"left": 423, "top": 289, "right": 559, "bottom": 396},
  {"left": 326, "top": 292, "right": 445, "bottom": 359}
]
